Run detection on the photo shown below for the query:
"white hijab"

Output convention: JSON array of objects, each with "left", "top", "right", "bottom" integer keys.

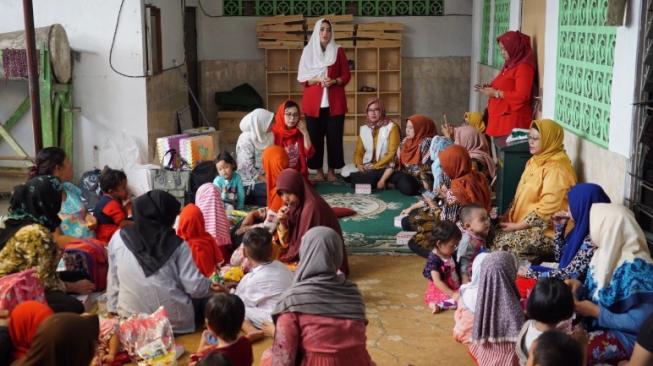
[
  {"left": 459, "top": 252, "right": 489, "bottom": 313},
  {"left": 589, "top": 203, "right": 653, "bottom": 297},
  {"left": 297, "top": 19, "right": 340, "bottom": 82},
  {"left": 239, "top": 108, "right": 274, "bottom": 150}
]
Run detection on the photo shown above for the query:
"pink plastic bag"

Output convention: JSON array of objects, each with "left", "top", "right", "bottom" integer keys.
[
  {"left": 0, "top": 268, "right": 47, "bottom": 312},
  {"left": 119, "top": 306, "right": 176, "bottom": 365}
]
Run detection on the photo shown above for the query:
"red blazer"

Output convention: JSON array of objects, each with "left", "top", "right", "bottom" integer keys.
[
  {"left": 301, "top": 47, "right": 351, "bottom": 118},
  {"left": 486, "top": 63, "right": 535, "bottom": 137}
]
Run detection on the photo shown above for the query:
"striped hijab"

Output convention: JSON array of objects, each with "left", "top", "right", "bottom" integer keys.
[{"left": 195, "top": 183, "right": 231, "bottom": 247}]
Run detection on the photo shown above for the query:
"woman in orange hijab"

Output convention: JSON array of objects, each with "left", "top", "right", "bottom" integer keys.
[
  {"left": 8, "top": 301, "right": 54, "bottom": 362},
  {"left": 389, "top": 114, "right": 437, "bottom": 195},
  {"left": 264, "top": 145, "right": 291, "bottom": 212},
  {"left": 272, "top": 100, "right": 314, "bottom": 180},
  {"left": 438, "top": 145, "right": 491, "bottom": 221},
  {"left": 235, "top": 146, "right": 290, "bottom": 238},
  {"left": 176, "top": 204, "right": 224, "bottom": 276}
]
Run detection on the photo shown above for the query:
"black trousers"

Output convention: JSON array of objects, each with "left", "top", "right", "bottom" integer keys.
[
  {"left": 387, "top": 171, "right": 421, "bottom": 196},
  {"left": 349, "top": 168, "right": 386, "bottom": 187},
  {"left": 244, "top": 182, "right": 267, "bottom": 207},
  {"left": 45, "top": 290, "right": 85, "bottom": 314},
  {"left": 349, "top": 169, "right": 420, "bottom": 196},
  {"left": 306, "top": 108, "right": 345, "bottom": 170}
]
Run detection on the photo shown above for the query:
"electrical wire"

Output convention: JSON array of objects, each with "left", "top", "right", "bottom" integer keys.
[
  {"left": 109, "top": 0, "right": 186, "bottom": 78},
  {"left": 198, "top": 0, "right": 222, "bottom": 17}
]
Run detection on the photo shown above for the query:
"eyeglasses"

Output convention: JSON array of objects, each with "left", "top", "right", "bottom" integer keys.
[
  {"left": 284, "top": 112, "right": 300, "bottom": 119},
  {"left": 368, "top": 108, "right": 381, "bottom": 112}
]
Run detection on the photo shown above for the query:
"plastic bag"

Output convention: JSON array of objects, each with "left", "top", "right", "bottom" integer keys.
[
  {"left": 119, "top": 307, "right": 177, "bottom": 366},
  {"left": 98, "top": 131, "right": 145, "bottom": 172}
]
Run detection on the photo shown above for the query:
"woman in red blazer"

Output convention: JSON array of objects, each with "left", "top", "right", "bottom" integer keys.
[
  {"left": 476, "top": 31, "right": 536, "bottom": 137},
  {"left": 297, "top": 18, "right": 351, "bottom": 182}
]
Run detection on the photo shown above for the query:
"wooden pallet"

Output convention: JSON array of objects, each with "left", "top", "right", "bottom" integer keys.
[
  {"left": 256, "top": 15, "right": 306, "bottom": 49},
  {"left": 258, "top": 40, "right": 305, "bottom": 49},
  {"left": 355, "top": 22, "right": 403, "bottom": 47},
  {"left": 306, "top": 14, "right": 354, "bottom": 28}
]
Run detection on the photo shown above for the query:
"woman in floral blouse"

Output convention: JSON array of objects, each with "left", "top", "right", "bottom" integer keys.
[
  {"left": 0, "top": 176, "right": 94, "bottom": 313},
  {"left": 235, "top": 108, "right": 275, "bottom": 207}
]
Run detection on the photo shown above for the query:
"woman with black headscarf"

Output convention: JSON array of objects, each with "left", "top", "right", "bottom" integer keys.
[
  {"left": 106, "top": 190, "right": 214, "bottom": 334},
  {"left": 0, "top": 176, "right": 93, "bottom": 313}
]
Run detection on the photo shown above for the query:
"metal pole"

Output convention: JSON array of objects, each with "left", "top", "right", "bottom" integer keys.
[{"left": 23, "top": 0, "right": 43, "bottom": 152}]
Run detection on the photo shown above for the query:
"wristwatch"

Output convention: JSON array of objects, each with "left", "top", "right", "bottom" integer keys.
[{"left": 494, "top": 90, "right": 501, "bottom": 98}]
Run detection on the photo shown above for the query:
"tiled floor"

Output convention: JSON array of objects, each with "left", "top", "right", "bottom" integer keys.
[{"left": 172, "top": 255, "right": 475, "bottom": 366}]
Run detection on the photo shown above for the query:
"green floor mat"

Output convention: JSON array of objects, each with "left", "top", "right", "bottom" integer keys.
[{"left": 314, "top": 181, "right": 417, "bottom": 254}]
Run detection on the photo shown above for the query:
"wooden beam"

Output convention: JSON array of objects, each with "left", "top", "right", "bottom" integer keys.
[
  {"left": 256, "top": 15, "right": 304, "bottom": 26},
  {"left": 307, "top": 14, "right": 354, "bottom": 27},
  {"left": 256, "top": 24, "right": 304, "bottom": 33},
  {"left": 2, "top": 97, "right": 30, "bottom": 131},
  {"left": 258, "top": 40, "right": 304, "bottom": 49},
  {"left": 357, "top": 31, "right": 402, "bottom": 40},
  {"left": 357, "top": 22, "right": 404, "bottom": 31},
  {"left": 257, "top": 32, "right": 304, "bottom": 41},
  {"left": 356, "top": 40, "right": 402, "bottom": 47}
]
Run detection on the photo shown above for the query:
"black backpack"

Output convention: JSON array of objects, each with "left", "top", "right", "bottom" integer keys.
[{"left": 185, "top": 161, "right": 217, "bottom": 204}]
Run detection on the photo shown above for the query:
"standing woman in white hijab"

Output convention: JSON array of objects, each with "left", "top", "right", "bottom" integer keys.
[
  {"left": 235, "top": 108, "right": 275, "bottom": 207},
  {"left": 298, "top": 19, "right": 351, "bottom": 182}
]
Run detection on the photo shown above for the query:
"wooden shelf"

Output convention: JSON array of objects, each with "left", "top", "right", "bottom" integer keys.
[{"left": 264, "top": 45, "right": 402, "bottom": 138}]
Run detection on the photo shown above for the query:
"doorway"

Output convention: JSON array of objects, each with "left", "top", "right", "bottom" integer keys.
[{"left": 184, "top": 6, "right": 199, "bottom": 125}]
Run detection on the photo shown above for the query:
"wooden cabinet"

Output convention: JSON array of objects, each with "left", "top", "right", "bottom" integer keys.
[
  {"left": 216, "top": 111, "right": 248, "bottom": 149},
  {"left": 265, "top": 45, "right": 402, "bottom": 141}
]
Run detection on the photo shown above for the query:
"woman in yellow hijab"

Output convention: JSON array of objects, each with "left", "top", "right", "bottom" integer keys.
[{"left": 493, "top": 119, "right": 577, "bottom": 260}]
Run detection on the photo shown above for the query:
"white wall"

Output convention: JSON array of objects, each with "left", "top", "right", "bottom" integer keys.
[
  {"left": 0, "top": 0, "right": 148, "bottom": 176},
  {"left": 147, "top": 0, "right": 185, "bottom": 68},
  {"left": 197, "top": 15, "right": 473, "bottom": 60},
  {"left": 542, "top": 0, "right": 642, "bottom": 159}
]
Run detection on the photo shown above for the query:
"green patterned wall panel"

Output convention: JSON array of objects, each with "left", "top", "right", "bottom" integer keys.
[
  {"left": 554, "top": 0, "right": 616, "bottom": 147},
  {"left": 480, "top": 0, "right": 490, "bottom": 65},
  {"left": 223, "top": 0, "right": 444, "bottom": 16},
  {"left": 491, "top": 0, "right": 510, "bottom": 68}
]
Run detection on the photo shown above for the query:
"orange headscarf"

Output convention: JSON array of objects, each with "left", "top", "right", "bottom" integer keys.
[
  {"left": 263, "top": 145, "right": 290, "bottom": 212},
  {"left": 439, "top": 145, "right": 491, "bottom": 211},
  {"left": 400, "top": 114, "right": 436, "bottom": 166},
  {"left": 9, "top": 301, "right": 54, "bottom": 361},
  {"left": 272, "top": 100, "right": 302, "bottom": 143},
  {"left": 176, "top": 203, "right": 224, "bottom": 277}
]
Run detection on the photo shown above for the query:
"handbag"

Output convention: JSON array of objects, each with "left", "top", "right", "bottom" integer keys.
[{"left": 150, "top": 149, "right": 190, "bottom": 205}]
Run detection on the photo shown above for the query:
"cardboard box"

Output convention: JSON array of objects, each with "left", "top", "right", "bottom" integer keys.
[
  {"left": 156, "top": 133, "right": 189, "bottom": 166},
  {"left": 355, "top": 184, "right": 372, "bottom": 194},
  {"left": 396, "top": 231, "right": 416, "bottom": 245}
]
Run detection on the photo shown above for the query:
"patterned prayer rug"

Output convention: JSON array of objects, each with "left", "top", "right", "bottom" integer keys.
[{"left": 314, "top": 181, "right": 416, "bottom": 254}]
